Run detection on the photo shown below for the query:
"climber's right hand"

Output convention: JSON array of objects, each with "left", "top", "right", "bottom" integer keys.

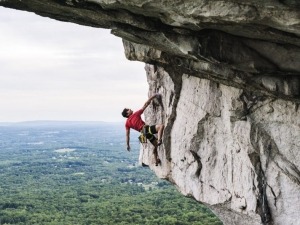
[{"left": 155, "top": 93, "right": 161, "bottom": 98}]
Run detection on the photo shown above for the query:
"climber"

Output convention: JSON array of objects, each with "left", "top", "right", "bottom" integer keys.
[{"left": 121, "top": 93, "right": 164, "bottom": 166}]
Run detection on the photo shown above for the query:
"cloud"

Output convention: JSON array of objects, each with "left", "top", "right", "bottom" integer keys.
[{"left": 0, "top": 7, "right": 148, "bottom": 122}]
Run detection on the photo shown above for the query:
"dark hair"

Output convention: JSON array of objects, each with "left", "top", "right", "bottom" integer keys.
[{"left": 121, "top": 108, "right": 129, "bottom": 118}]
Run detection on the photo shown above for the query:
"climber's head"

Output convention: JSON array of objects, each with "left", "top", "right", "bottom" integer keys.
[{"left": 121, "top": 108, "right": 132, "bottom": 118}]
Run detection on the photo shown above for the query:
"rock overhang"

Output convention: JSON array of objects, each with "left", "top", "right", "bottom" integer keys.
[{"left": 2, "top": 0, "right": 299, "bottom": 102}]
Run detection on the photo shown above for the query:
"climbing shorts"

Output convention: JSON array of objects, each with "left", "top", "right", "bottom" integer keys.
[{"left": 142, "top": 125, "right": 157, "bottom": 145}]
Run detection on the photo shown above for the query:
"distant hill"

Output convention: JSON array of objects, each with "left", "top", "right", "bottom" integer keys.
[{"left": 0, "top": 120, "right": 123, "bottom": 127}]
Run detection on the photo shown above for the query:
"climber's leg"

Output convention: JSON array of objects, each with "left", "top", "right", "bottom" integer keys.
[
  {"left": 155, "top": 124, "right": 164, "bottom": 145},
  {"left": 152, "top": 143, "right": 161, "bottom": 166}
]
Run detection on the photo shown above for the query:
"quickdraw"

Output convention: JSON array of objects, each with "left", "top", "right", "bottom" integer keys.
[{"left": 138, "top": 132, "right": 147, "bottom": 143}]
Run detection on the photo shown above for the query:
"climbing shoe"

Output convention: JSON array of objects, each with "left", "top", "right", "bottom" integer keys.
[{"left": 157, "top": 139, "right": 162, "bottom": 146}]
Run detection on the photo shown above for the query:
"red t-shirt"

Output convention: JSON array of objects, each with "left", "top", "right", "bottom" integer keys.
[{"left": 125, "top": 109, "right": 145, "bottom": 132}]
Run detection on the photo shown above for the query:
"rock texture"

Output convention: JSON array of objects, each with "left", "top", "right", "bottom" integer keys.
[
  {"left": 1, "top": 1, "right": 299, "bottom": 225},
  {"left": 139, "top": 64, "right": 300, "bottom": 225}
]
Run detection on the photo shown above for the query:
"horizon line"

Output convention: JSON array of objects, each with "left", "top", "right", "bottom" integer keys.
[{"left": 0, "top": 120, "right": 124, "bottom": 124}]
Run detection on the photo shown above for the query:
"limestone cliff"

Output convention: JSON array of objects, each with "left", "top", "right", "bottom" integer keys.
[{"left": 1, "top": 1, "right": 299, "bottom": 225}]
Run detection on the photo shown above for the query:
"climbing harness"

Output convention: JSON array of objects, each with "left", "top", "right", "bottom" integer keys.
[
  {"left": 138, "top": 132, "right": 147, "bottom": 143},
  {"left": 138, "top": 125, "right": 156, "bottom": 144}
]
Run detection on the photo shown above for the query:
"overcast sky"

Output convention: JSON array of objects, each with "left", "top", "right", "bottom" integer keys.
[{"left": 0, "top": 7, "right": 148, "bottom": 123}]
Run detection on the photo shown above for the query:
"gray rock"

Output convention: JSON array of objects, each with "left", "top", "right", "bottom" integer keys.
[{"left": 140, "top": 64, "right": 300, "bottom": 225}]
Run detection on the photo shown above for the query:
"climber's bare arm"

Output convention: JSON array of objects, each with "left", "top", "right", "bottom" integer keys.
[
  {"left": 142, "top": 94, "right": 160, "bottom": 110},
  {"left": 126, "top": 128, "right": 130, "bottom": 151}
]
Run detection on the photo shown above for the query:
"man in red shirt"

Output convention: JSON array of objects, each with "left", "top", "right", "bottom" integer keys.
[{"left": 121, "top": 94, "right": 164, "bottom": 166}]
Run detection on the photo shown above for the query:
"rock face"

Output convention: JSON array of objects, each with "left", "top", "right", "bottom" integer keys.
[
  {"left": 1, "top": 1, "right": 299, "bottom": 225},
  {"left": 139, "top": 64, "right": 300, "bottom": 225}
]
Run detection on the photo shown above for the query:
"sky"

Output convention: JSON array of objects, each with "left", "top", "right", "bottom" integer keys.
[{"left": 0, "top": 7, "right": 148, "bottom": 123}]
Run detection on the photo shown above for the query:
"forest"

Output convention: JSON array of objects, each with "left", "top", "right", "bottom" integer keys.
[{"left": 0, "top": 122, "right": 222, "bottom": 225}]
